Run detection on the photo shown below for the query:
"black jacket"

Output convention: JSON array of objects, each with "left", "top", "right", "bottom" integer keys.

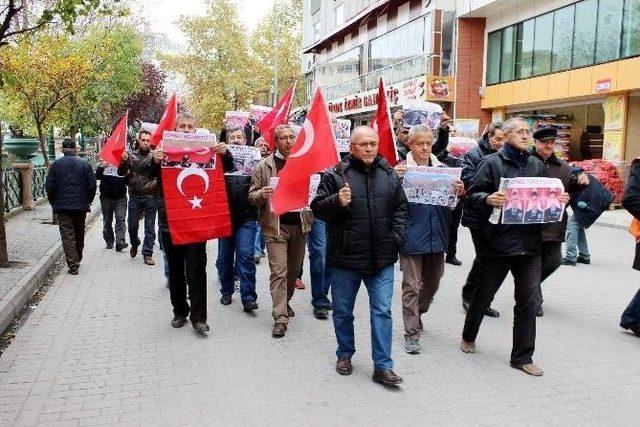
[
  {"left": 95, "top": 165, "right": 128, "bottom": 199},
  {"left": 460, "top": 134, "right": 496, "bottom": 228},
  {"left": 464, "top": 146, "right": 547, "bottom": 257},
  {"left": 45, "top": 152, "right": 97, "bottom": 213},
  {"left": 622, "top": 159, "right": 640, "bottom": 270},
  {"left": 311, "top": 155, "right": 408, "bottom": 274},
  {"left": 570, "top": 173, "right": 614, "bottom": 229},
  {"left": 221, "top": 150, "right": 258, "bottom": 229},
  {"left": 117, "top": 149, "right": 157, "bottom": 197}
]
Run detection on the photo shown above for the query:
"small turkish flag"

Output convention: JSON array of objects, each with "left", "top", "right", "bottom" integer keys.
[
  {"left": 99, "top": 111, "right": 128, "bottom": 166},
  {"left": 371, "top": 77, "right": 398, "bottom": 167},
  {"left": 256, "top": 84, "right": 296, "bottom": 151},
  {"left": 271, "top": 87, "right": 340, "bottom": 215},
  {"left": 151, "top": 93, "right": 177, "bottom": 147}
]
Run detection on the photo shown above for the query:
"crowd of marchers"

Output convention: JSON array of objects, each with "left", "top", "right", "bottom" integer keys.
[{"left": 44, "top": 109, "right": 640, "bottom": 387}]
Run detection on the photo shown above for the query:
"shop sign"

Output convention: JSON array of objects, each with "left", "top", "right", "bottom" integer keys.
[
  {"left": 426, "top": 75, "right": 455, "bottom": 102},
  {"left": 596, "top": 78, "right": 612, "bottom": 93}
]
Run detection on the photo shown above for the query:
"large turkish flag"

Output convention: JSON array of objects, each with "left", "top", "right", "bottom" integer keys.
[
  {"left": 151, "top": 93, "right": 177, "bottom": 148},
  {"left": 256, "top": 84, "right": 295, "bottom": 151},
  {"left": 371, "top": 77, "right": 398, "bottom": 166}
]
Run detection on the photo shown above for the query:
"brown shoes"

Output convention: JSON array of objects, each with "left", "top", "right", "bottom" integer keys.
[
  {"left": 460, "top": 340, "right": 476, "bottom": 353},
  {"left": 272, "top": 323, "right": 287, "bottom": 338},
  {"left": 143, "top": 256, "right": 155, "bottom": 265},
  {"left": 335, "top": 357, "right": 353, "bottom": 375},
  {"left": 372, "top": 369, "right": 403, "bottom": 386},
  {"left": 512, "top": 362, "right": 544, "bottom": 376}
]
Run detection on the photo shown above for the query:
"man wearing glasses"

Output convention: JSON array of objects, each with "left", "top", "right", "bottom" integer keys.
[
  {"left": 311, "top": 126, "right": 408, "bottom": 386},
  {"left": 248, "top": 124, "right": 313, "bottom": 338}
]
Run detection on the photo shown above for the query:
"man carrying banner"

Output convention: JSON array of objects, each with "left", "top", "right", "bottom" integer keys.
[
  {"left": 393, "top": 125, "right": 464, "bottom": 354},
  {"left": 216, "top": 126, "right": 259, "bottom": 312},
  {"left": 118, "top": 130, "right": 158, "bottom": 266},
  {"left": 311, "top": 126, "right": 407, "bottom": 386},
  {"left": 95, "top": 161, "right": 128, "bottom": 251},
  {"left": 461, "top": 117, "right": 569, "bottom": 376},
  {"left": 248, "top": 124, "right": 313, "bottom": 338}
]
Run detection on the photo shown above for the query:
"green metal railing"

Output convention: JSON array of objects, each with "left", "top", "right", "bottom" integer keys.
[{"left": 2, "top": 166, "right": 49, "bottom": 213}]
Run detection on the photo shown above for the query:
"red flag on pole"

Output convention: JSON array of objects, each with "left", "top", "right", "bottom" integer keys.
[
  {"left": 99, "top": 111, "right": 128, "bottom": 166},
  {"left": 371, "top": 77, "right": 398, "bottom": 167},
  {"left": 256, "top": 84, "right": 296, "bottom": 151},
  {"left": 271, "top": 88, "right": 340, "bottom": 215},
  {"left": 151, "top": 93, "right": 177, "bottom": 147}
]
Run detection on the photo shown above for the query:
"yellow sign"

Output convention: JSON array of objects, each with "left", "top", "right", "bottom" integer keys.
[
  {"left": 426, "top": 75, "right": 455, "bottom": 102},
  {"left": 604, "top": 95, "right": 626, "bottom": 131},
  {"left": 602, "top": 131, "right": 623, "bottom": 163}
]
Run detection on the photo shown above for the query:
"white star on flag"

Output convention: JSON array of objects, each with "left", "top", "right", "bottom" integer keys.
[{"left": 189, "top": 195, "right": 203, "bottom": 209}]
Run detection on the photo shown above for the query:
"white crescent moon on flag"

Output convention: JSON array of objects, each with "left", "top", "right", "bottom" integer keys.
[
  {"left": 176, "top": 166, "right": 210, "bottom": 197},
  {"left": 289, "top": 118, "right": 315, "bottom": 158}
]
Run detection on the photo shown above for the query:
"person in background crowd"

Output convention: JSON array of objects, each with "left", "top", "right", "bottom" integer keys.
[
  {"left": 460, "top": 122, "right": 505, "bottom": 318},
  {"left": 461, "top": 117, "right": 569, "bottom": 377},
  {"left": 96, "top": 160, "right": 128, "bottom": 252},
  {"left": 530, "top": 127, "right": 588, "bottom": 316},
  {"left": 248, "top": 124, "right": 313, "bottom": 338},
  {"left": 311, "top": 126, "right": 407, "bottom": 386},
  {"left": 45, "top": 139, "right": 97, "bottom": 275},
  {"left": 216, "top": 126, "right": 259, "bottom": 312},
  {"left": 118, "top": 130, "right": 158, "bottom": 266},
  {"left": 393, "top": 110, "right": 451, "bottom": 163},
  {"left": 620, "top": 158, "right": 640, "bottom": 338},
  {"left": 394, "top": 125, "right": 464, "bottom": 354},
  {"left": 253, "top": 137, "right": 269, "bottom": 263},
  {"left": 151, "top": 113, "right": 227, "bottom": 333}
]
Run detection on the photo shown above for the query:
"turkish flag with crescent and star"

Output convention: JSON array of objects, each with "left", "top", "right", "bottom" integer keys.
[
  {"left": 371, "top": 77, "right": 398, "bottom": 167},
  {"left": 256, "top": 84, "right": 296, "bottom": 152},
  {"left": 99, "top": 112, "right": 128, "bottom": 166},
  {"left": 271, "top": 87, "right": 340, "bottom": 215},
  {"left": 151, "top": 93, "right": 177, "bottom": 148},
  {"left": 160, "top": 132, "right": 231, "bottom": 245}
]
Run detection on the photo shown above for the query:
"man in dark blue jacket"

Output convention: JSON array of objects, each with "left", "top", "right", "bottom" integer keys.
[
  {"left": 96, "top": 162, "right": 128, "bottom": 251},
  {"left": 46, "top": 139, "right": 97, "bottom": 275}
]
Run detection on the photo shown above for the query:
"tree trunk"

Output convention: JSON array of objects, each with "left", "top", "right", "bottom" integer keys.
[
  {"left": 0, "top": 124, "right": 10, "bottom": 267},
  {"left": 36, "top": 122, "right": 50, "bottom": 167}
]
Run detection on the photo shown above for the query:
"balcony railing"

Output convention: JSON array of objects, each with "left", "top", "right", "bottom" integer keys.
[{"left": 324, "top": 54, "right": 431, "bottom": 101}]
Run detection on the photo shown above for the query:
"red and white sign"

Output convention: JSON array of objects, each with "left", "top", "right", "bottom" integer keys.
[{"left": 596, "top": 79, "right": 612, "bottom": 93}]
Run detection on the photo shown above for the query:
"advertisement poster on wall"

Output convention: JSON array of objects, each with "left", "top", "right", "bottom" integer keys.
[
  {"left": 602, "top": 131, "right": 623, "bottom": 164},
  {"left": 603, "top": 95, "right": 626, "bottom": 131},
  {"left": 426, "top": 75, "right": 455, "bottom": 102}
]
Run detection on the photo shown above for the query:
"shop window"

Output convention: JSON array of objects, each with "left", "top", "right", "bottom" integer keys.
[
  {"left": 551, "top": 5, "right": 574, "bottom": 72},
  {"left": 533, "top": 13, "right": 553, "bottom": 76},
  {"left": 621, "top": 0, "right": 640, "bottom": 58},
  {"left": 501, "top": 26, "right": 516, "bottom": 82},
  {"left": 515, "top": 19, "right": 534, "bottom": 80},
  {"left": 572, "top": 0, "right": 597, "bottom": 68},
  {"left": 369, "top": 17, "right": 426, "bottom": 72},
  {"left": 486, "top": 30, "right": 502, "bottom": 85},
  {"left": 315, "top": 47, "right": 361, "bottom": 88},
  {"left": 595, "top": 0, "right": 624, "bottom": 64}
]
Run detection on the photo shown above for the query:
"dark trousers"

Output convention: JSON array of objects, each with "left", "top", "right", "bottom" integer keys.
[
  {"left": 537, "top": 241, "right": 563, "bottom": 306},
  {"left": 462, "top": 255, "right": 541, "bottom": 366},
  {"left": 57, "top": 211, "right": 87, "bottom": 270},
  {"left": 161, "top": 231, "right": 208, "bottom": 323},
  {"left": 128, "top": 196, "right": 157, "bottom": 257},
  {"left": 621, "top": 288, "right": 640, "bottom": 329},
  {"left": 100, "top": 195, "right": 127, "bottom": 247},
  {"left": 461, "top": 229, "right": 509, "bottom": 303},
  {"left": 447, "top": 200, "right": 463, "bottom": 258}
]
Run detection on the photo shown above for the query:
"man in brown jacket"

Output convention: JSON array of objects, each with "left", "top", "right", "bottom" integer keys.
[{"left": 249, "top": 124, "right": 313, "bottom": 338}]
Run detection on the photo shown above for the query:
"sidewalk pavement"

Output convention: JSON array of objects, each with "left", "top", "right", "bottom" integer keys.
[
  {"left": 0, "top": 220, "right": 639, "bottom": 425},
  {"left": 0, "top": 200, "right": 100, "bottom": 333},
  {"left": 594, "top": 208, "right": 632, "bottom": 230}
]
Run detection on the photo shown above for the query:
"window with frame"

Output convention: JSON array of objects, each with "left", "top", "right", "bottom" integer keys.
[
  {"left": 532, "top": 13, "right": 553, "bottom": 76},
  {"left": 315, "top": 47, "right": 361, "bottom": 88},
  {"left": 515, "top": 19, "right": 534, "bottom": 79},
  {"left": 369, "top": 16, "right": 428, "bottom": 72},
  {"left": 595, "top": 0, "right": 624, "bottom": 63},
  {"left": 310, "top": 0, "right": 321, "bottom": 14},
  {"left": 621, "top": 0, "right": 640, "bottom": 58},
  {"left": 486, "top": 31, "right": 502, "bottom": 85},
  {"left": 551, "top": 5, "right": 574, "bottom": 72},
  {"left": 572, "top": 0, "right": 597, "bottom": 68}
]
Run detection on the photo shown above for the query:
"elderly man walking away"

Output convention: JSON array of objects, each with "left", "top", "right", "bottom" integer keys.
[
  {"left": 311, "top": 126, "right": 408, "bottom": 386},
  {"left": 46, "top": 139, "right": 97, "bottom": 275}
]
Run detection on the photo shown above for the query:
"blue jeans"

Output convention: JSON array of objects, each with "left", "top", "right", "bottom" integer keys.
[
  {"left": 330, "top": 265, "right": 394, "bottom": 371},
  {"left": 216, "top": 220, "right": 258, "bottom": 304},
  {"left": 128, "top": 196, "right": 157, "bottom": 257},
  {"left": 565, "top": 215, "right": 590, "bottom": 262},
  {"left": 621, "top": 288, "right": 640, "bottom": 329},
  {"left": 308, "top": 219, "right": 332, "bottom": 309},
  {"left": 254, "top": 224, "right": 265, "bottom": 257}
]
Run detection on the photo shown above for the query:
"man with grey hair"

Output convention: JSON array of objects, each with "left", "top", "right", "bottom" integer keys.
[
  {"left": 461, "top": 117, "right": 569, "bottom": 376},
  {"left": 249, "top": 124, "right": 313, "bottom": 338}
]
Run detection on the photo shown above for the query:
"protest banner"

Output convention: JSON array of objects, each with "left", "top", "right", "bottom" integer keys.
[
  {"left": 402, "top": 101, "right": 443, "bottom": 130},
  {"left": 250, "top": 105, "right": 272, "bottom": 124},
  {"left": 402, "top": 166, "right": 462, "bottom": 208},
  {"left": 161, "top": 131, "right": 218, "bottom": 168},
  {"left": 501, "top": 177, "right": 565, "bottom": 224},
  {"left": 140, "top": 122, "right": 159, "bottom": 135},
  {"left": 225, "top": 111, "right": 250, "bottom": 128},
  {"left": 335, "top": 118, "right": 351, "bottom": 153},
  {"left": 269, "top": 174, "right": 320, "bottom": 212},
  {"left": 226, "top": 144, "right": 262, "bottom": 176},
  {"left": 102, "top": 165, "right": 123, "bottom": 177}
]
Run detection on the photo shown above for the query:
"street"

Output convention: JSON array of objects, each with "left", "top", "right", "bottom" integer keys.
[{"left": 1, "top": 220, "right": 639, "bottom": 426}]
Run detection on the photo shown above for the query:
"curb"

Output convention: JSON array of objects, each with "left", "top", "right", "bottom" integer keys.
[
  {"left": 593, "top": 221, "right": 628, "bottom": 231},
  {"left": 0, "top": 208, "right": 101, "bottom": 334}
]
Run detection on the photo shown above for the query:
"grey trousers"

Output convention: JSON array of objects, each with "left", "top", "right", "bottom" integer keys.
[{"left": 100, "top": 196, "right": 127, "bottom": 247}]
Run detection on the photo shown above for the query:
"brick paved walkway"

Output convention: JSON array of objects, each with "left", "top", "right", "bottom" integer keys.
[{"left": 1, "top": 221, "right": 639, "bottom": 426}]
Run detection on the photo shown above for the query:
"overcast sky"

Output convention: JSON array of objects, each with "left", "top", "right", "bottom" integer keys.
[{"left": 134, "top": 0, "right": 277, "bottom": 43}]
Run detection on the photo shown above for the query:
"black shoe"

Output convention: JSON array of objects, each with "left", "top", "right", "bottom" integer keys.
[
  {"left": 630, "top": 324, "right": 640, "bottom": 338},
  {"left": 577, "top": 256, "right": 591, "bottom": 265},
  {"left": 485, "top": 307, "right": 500, "bottom": 318},
  {"left": 192, "top": 322, "right": 210, "bottom": 333},
  {"left": 446, "top": 256, "right": 462, "bottom": 266},
  {"left": 535, "top": 305, "right": 544, "bottom": 317},
  {"left": 372, "top": 369, "right": 403, "bottom": 386},
  {"left": 220, "top": 294, "right": 232, "bottom": 305},
  {"left": 115, "top": 243, "right": 128, "bottom": 252},
  {"left": 313, "top": 307, "right": 328, "bottom": 320},
  {"left": 106, "top": 243, "right": 114, "bottom": 249},
  {"left": 563, "top": 258, "right": 576, "bottom": 266},
  {"left": 68, "top": 267, "right": 79, "bottom": 275},
  {"left": 287, "top": 304, "right": 295, "bottom": 317},
  {"left": 171, "top": 316, "right": 187, "bottom": 328},
  {"left": 130, "top": 245, "right": 138, "bottom": 259},
  {"left": 243, "top": 301, "right": 258, "bottom": 312}
]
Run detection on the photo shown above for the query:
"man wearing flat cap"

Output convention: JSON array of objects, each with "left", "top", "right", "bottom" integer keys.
[{"left": 530, "top": 126, "right": 588, "bottom": 316}]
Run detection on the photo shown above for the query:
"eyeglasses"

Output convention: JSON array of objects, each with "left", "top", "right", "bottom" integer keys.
[
  {"left": 351, "top": 141, "right": 378, "bottom": 148},
  {"left": 276, "top": 135, "right": 296, "bottom": 141},
  {"left": 512, "top": 129, "right": 532, "bottom": 136}
]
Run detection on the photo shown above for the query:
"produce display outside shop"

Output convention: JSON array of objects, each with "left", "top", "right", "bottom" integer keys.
[{"left": 570, "top": 159, "right": 625, "bottom": 205}]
